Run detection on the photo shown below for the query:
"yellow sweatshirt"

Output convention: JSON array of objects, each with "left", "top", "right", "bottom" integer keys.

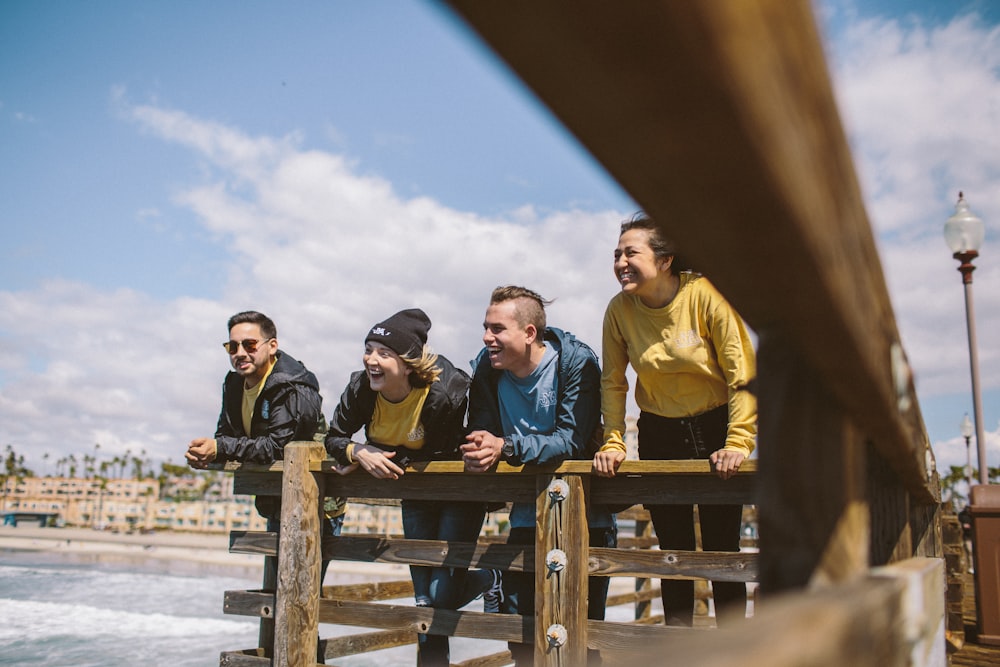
[{"left": 601, "top": 272, "right": 757, "bottom": 457}]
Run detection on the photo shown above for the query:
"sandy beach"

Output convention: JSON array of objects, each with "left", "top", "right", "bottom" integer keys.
[{"left": 0, "top": 525, "right": 408, "bottom": 582}]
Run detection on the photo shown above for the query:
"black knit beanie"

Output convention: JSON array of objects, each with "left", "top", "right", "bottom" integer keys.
[{"left": 365, "top": 308, "right": 431, "bottom": 358}]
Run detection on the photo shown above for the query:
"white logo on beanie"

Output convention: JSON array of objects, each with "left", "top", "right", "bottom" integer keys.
[{"left": 371, "top": 327, "right": 390, "bottom": 336}]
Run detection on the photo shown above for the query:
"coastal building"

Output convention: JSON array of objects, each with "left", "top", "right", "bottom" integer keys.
[{"left": 1, "top": 473, "right": 508, "bottom": 536}]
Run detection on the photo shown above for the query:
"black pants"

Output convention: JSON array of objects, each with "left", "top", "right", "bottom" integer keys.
[
  {"left": 638, "top": 406, "right": 746, "bottom": 626},
  {"left": 503, "top": 525, "right": 616, "bottom": 665}
]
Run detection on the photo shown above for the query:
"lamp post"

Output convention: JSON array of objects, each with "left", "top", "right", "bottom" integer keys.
[
  {"left": 962, "top": 413, "right": 974, "bottom": 494},
  {"left": 945, "top": 192, "right": 988, "bottom": 485}
]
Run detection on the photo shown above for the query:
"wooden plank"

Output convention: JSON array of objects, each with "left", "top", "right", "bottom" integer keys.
[
  {"left": 320, "top": 628, "right": 415, "bottom": 659},
  {"left": 442, "top": 0, "right": 936, "bottom": 503},
  {"left": 869, "top": 558, "right": 945, "bottom": 667},
  {"left": 317, "top": 599, "right": 531, "bottom": 645},
  {"left": 322, "top": 579, "right": 413, "bottom": 602},
  {"left": 454, "top": 651, "right": 514, "bottom": 667},
  {"left": 589, "top": 547, "right": 757, "bottom": 582},
  {"left": 231, "top": 532, "right": 532, "bottom": 572},
  {"left": 590, "top": 473, "right": 755, "bottom": 506},
  {"left": 592, "top": 576, "right": 905, "bottom": 665},
  {"left": 219, "top": 649, "right": 269, "bottom": 667},
  {"left": 224, "top": 590, "right": 275, "bottom": 619},
  {"left": 605, "top": 587, "right": 660, "bottom": 609},
  {"left": 536, "top": 474, "right": 589, "bottom": 666},
  {"left": 274, "top": 443, "right": 325, "bottom": 667}
]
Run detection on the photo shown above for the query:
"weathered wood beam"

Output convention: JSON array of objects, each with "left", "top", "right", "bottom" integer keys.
[
  {"left": 535, "top": 474, "right": 589, "bottom": 666},
  {"left": 443, "top": 0, "right": 935, "bottom": 502},
  {"left": 274, "top": 442, "right": 325, "bottom": 667},
  {"left": 757, "top": 336, "right": 869, "bottom": 592},
  {"left": 320, "top": 628, "right": 415, "bottom": 660},
  {"left": 230, "top": 458, "right": 757, "bottom": 504}
]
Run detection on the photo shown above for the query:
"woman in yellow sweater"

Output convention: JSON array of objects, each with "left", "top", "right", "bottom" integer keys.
[{"left": 592, "top": 214, "right": 757, "bottom": 627}]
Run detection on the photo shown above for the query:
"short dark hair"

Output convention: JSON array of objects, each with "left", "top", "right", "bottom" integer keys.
[
  {"left": 620, "top": 212, "right": 688, "bottom": 271},
  {"left": 490, "top": 286, "right": 552, "bottom": 335},
  {"left": 227, "top": 311, "right": 277, "bottom": 340}
]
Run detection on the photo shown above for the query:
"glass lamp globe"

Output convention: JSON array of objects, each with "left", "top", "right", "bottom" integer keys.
[
  {"left": 961, "top": 413, "right": 974, "bottom": 440},
  {"left": 944, "top": 192, "right": 985, "bottom": 254}
]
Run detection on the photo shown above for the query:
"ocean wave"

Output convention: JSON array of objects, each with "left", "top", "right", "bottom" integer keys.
[{"left": 0, "top": 598, "right": 255, "bottom": 641}]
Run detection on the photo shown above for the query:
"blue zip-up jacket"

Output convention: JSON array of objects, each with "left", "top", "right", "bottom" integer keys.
[{"left": 467, "top": 327, "right": 601, "bottom": 466}]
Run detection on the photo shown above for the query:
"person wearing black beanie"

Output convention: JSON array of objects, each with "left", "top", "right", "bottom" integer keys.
[
  {"left": 326, "top": 308, "right": 502, "bottom": 666},
  {"left": 364, "top": 308, "right": 431, "bottom": 360}
]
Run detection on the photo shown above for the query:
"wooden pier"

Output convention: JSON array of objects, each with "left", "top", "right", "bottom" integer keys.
[{"left": 206, "top": 0, "right": 995, "bottom": 664}]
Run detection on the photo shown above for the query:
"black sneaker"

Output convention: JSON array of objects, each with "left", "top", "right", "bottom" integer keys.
[{"left": 482, "top": 570, "right": 503, "bottom": 613}]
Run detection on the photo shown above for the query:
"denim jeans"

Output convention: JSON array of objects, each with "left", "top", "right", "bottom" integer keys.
[
  {"left": 401, "top": 499, "right": 488, "bottom": 667},
  {"left": 637, "top": 406, "right": 746, "bottom": 626},
  {"left": 502, "top": 524, "right": 617, "bottom": 666}
]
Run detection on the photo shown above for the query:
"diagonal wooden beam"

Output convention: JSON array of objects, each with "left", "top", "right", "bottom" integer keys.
[{"left": 444, "top": 0, "right": 936, "bottom": 502}]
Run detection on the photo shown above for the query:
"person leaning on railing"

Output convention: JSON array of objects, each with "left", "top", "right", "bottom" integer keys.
[
  {"left": 592, "top": 214, "right": 757, "bottom": 628},
  {"left": 461, "top": 285, "right": 617, "bottom": 667},
  {"left": 324, "top": 308, "right": 501, "bottom": 667},
  {"left": 184, "top": 311, "right": 346, "bottom": 624}
]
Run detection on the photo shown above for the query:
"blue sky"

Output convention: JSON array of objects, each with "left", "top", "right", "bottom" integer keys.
[{"left": 1, "top": 1, "right": 997, "bottom": 491}]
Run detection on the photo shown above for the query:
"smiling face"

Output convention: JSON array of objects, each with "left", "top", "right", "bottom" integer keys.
[
  {"left": 363, "top": 341, "right": 413, "bottom": 401},
  {"left": 482, "top": 300, "right": 536, "bottom": 378},
  {"left": 614, "top": 228, "right": 673, "bottom": 297},
  {"left": 227, "top": 322, "right": 277, "bottom": 388}
]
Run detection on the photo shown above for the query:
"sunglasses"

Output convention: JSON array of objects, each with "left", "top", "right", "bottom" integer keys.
[{"left": 223, "top": 338, "right": 272, "bottom": 355}]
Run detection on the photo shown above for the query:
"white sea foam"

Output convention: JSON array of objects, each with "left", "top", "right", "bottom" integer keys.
[{"left": 0, "top": 598, "right": 252, "bottom": 641}]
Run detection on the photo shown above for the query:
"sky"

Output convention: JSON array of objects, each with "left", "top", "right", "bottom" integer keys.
[{"left": 1, "top": 1, "right": 998, "bottom": 495}]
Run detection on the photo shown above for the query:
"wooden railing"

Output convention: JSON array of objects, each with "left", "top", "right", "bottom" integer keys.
[{"left": 216, "top": 447, "right": 762, "bottom": 666}]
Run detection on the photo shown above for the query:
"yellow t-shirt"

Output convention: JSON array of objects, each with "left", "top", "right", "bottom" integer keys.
[
  {"left": 368, "top": 385, "right": 430, "bottom": 450},
  {"left": 601, "top": 273, "right": 757, "bottom": 457},
  {"left": 241, "top": 358, "right": 276, "bottom": 435}
]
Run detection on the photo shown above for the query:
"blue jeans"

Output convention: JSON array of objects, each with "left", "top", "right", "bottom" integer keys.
[
  {"left": 503, "top": 524, "right": 617, "bottom": 666},
  {"left": 401, "top": 499, "right": 489, "bottom": 667}
]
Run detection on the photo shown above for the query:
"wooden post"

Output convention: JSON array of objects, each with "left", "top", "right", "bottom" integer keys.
[
  {"left": 257, "top": 555, "right": 277, "bottom": 654},
  {"left": 274, "top": 442, "right": 326, "bottom": 667},
  {"left": 635, "top": 513, "right": 652, "bottom": 621},
  {"left": 536, "top": 474, "right": 589, "bottom": 666},
  {"left": 757, "top": 335, "right": 869, "bottom": 592}
]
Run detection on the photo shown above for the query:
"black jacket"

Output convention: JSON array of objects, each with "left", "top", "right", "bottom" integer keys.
[
  {"left": 325, "top": 354, "right": 470, "bottom": 466},
  {"left": 214, "top": 350, "right": 325, "bottom": 464}
]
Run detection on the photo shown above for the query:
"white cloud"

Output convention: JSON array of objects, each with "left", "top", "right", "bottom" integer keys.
[
  {"left": 826, "top": 11, "right": 1000, "bottom": 406},
  {"left": 0, "top": 103, "right": 623, "bottom": 472}
]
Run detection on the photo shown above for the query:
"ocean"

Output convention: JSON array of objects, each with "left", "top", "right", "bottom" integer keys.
[{"left": 0, "top": 550, "right": 506, "bottom": 667}]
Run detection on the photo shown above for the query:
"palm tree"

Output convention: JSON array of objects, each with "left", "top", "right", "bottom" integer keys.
[{"left": 939, "top": 465, "right": 969, "bottom": 511}]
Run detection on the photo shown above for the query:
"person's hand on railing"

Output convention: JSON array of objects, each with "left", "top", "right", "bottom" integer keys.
[
  {"left": 186, "top": 438, "right": 218, "bottom": 469},
  {"left": 709, "top": 448, "right": 745, "bottom": 481},
  {"left": 353, "top": 444, "right": 405, "bottom": 480},
  {"left": 592, "top": 449, "right": 626, "bottom": 477},
  {"left": 461, "top": 430, "right": 503, "bottom": 472},
  {"left": 331, "top": 461, "right": 359, "bottom": 475}
]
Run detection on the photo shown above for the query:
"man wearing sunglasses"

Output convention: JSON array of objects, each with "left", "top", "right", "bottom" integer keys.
[
  {"left": 186, "top": 310, "right": 326, "bottom": 469},
  {"left": 186, "top": 310, "right": 339, "bottom": 663}
]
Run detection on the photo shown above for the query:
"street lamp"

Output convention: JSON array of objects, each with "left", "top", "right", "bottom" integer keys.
[
  {"left": 945, "top": 192, "right": 988, "bottom": 485},
  {"left": 962, "top": 413, "right": 974, "bottom": 493}
]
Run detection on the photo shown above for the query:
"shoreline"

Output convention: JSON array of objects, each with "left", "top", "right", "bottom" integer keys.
[{"left": 0, "top": 525, "right": 408, "bottom": 582}]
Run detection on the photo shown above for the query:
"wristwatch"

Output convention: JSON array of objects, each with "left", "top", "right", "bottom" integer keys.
[{"left": 501, "top": 437, "right": 516, "bottom": 461}]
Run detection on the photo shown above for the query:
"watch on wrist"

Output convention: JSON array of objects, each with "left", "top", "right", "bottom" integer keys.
[{"left": 501, "top": 437, "right": 515, "bottom": 461}]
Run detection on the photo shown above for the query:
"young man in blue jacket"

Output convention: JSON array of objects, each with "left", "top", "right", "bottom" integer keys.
[{"left": 461, "top": 286, "right": 615, "bottom": 666}]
